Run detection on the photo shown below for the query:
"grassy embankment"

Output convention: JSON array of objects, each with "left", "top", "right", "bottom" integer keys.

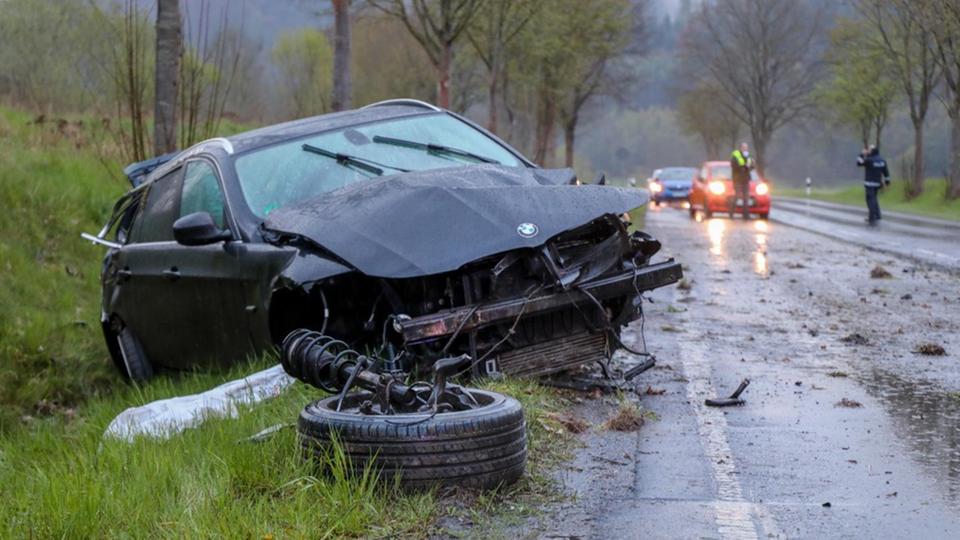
[
  {"left": 0, "top": 106, "right": 575, "bottom": 536},
  {"left": 778, "top": 179, "right": 960, "bottom": 222}
]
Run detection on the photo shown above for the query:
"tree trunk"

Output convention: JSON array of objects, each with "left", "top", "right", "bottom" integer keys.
[
  {"left": 950, "top": 105, "right": 960, "bottom": 200},
  {"left": 910, "top": 122, "right": 925, "bottom": 198},
  {"left": 331, "top": 0, "right": 352, "bottom": 111},
  {"left": 154, "top": 0, "right": 181, "bottom": 155},
  {"left": 437, "top": 43, "right": 452, "bottom": 109},
  {"left": 533, "top": 93, "right": 555, "bottom": 166},
  {"left": 752, "top": 129, "right": 767, "bottom": 179},
  {"left": 487, "top": 71, "right": 498, "bottom": 133},
  {"left": 564, "top": 116, "right": 576, "bottom": 168}
]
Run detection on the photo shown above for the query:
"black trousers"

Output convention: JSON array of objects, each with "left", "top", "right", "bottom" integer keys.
[
  {"left": 731, "top": 180, "right": 750, "bottom": 216},
  {"left": 865, "top": 185, "right": 881, "bottom": 223}
]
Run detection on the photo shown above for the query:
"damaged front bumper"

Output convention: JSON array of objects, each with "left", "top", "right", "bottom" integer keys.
[{"left": 397, "top": 259, "right": 683, "bottom": 345}]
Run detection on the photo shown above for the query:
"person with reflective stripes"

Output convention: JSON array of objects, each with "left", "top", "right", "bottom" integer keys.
[
  {"left": 730, "top": 142, "right": 754, "bottom": 218},
  {"left": 857, "top": 145, "right": 890, "bottom": 226}
]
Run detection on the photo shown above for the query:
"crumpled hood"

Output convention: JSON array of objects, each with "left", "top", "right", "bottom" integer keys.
[{"left": 264, "top": 164, "right": 648, "bottom": 278}]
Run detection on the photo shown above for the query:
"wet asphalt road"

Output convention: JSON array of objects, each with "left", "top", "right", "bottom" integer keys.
[
  {"left": 771, "top": 196, "right": 960, "bottom": 271},
  {"left": 519, "top": 205, "right": 960, "bottom": 540}
]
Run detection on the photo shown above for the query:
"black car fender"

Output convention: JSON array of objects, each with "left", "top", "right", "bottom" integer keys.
[{"left": 265, "top": 249, "right": 354, "bottom": 345}]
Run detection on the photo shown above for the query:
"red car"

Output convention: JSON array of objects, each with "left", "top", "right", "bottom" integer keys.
[{"left": 689, "top": 160, "right": 770, "bottom": 219}]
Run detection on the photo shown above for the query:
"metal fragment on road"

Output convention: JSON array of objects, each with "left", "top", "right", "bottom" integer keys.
[{"left": 705, "top": 378, "right": 750, "bottom": 407}]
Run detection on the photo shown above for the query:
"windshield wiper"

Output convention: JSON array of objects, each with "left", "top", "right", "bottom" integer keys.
[
  {"left": 301, "top": 144, "right": 411, "bottom": 176},
  {"left": 371, "top": 135, "right": 500, "bottom": 164}
]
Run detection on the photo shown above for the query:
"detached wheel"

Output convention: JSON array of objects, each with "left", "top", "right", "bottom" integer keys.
[
  {"left": 110, "top": 323, "right": 154, "bottom": 382},
  {"left": 298, "top": 389, "right": 527, "bottom": 490}
]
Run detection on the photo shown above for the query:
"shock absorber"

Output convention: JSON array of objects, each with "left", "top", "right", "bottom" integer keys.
[
  {"left": 280, "top": 329, "right": 417, "bottom": 407},
  {"left": 281, "top": 329, "right": 476, "bottom": 414}
]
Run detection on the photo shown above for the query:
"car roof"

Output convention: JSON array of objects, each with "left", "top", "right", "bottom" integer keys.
[{"left": 226, "top": 100, "right": 440, "bottom": 154}]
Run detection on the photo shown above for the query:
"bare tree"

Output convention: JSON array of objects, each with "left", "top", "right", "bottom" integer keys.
[
  {"left": 99, "top": 0, "right": 153, "bottom": 163},
  {"left": 368, "top": 0, "right": 482, "bottom": 108},
  {"left": 556, "top": 0, "right": 636, "bottom": 168},
  {"left": 677, "top": 84, "right": 741, "bottom": 159},
  {"left": 331, "top": 0, "right": 352, "bottom": 111},
  {"left": 178, "top": 1, "right": 247, "bottom": 147},
  {"left": 855, "top": 0, "right": 940, "bottom": 197},
  {"left": 816, "top": 18, "right": 898, "bottom": 149},
  {"left": 154, "top": 0, "right": 181, "bottom": 155},
  {"left": 466, "top": 0, "right": 540, "bottom": 133},
  {"left": 924, "top": 0, "right": 960, "bottom": 198},
  {"left": 682, "top": 0, "right": 826, "bottom": 176}
]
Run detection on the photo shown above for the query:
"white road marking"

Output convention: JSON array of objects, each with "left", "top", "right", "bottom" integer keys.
[{"left": 672, "top": 288, "right": 784, "bottom": 540}]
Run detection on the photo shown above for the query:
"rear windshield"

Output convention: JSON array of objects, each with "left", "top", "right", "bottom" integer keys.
[
  {"left": 658, "top": 168, "right": 696, "bottom": 181},
  {"left": 711, "top": 165, "right": 759, "bottom": 181},
  {"left": 233, "top": 113, "right": 524, "bottom": 218}
]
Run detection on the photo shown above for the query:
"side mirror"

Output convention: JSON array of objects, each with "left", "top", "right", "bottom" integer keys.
[{"left": 173, "top": 212, "right": 231, "bottom": 246}]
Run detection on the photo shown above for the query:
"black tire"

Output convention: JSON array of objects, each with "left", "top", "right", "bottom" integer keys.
[
  {"left": 758, "top": 212, "right": 769, "bottom": 220},
  {"left": 298, "top": 389, "right": 527, "bottom": 490},
  {"left": 704, "top": 208, "right": 713, "bottom": 218},
  {"left": 688, "top": 206, "right": 696, "bottom": 219},
  {"left": 114, "top": 325, "right": 154, "bottom": 382}
]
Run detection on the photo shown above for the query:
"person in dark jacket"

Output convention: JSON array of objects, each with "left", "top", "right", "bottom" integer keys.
[
  {"left": 857, "top": 145, "right": 890, "bottom": 225},
  {"left": 730, "top": 142, "right": 754, "bottom": 218}
]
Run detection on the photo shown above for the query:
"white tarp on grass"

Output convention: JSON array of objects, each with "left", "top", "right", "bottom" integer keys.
[{"left": 103, "top": 364, "right": 295, "bottom": 442}]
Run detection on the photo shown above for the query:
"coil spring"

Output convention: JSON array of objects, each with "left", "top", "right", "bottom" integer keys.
[{"left": 280, "top": 329, "right": 366, "bottom": 393}]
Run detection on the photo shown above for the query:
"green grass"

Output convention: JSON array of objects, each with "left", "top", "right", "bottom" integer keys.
[
  {"left": 0, "top": 106, "right": 128, "bottom": 431},
  {"left": 778, "top": 179, "right": 960, "bottom": 221},
  {"left": 0, "top": 358, "right": 571, "bottom": 537},
  {"left": 0, "top": 357, "right": 438, "bottom": 538}
]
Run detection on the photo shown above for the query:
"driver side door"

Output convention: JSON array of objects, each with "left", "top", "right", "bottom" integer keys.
[{"left": 113, "top": 159, "right": 255, "bottom": 369}]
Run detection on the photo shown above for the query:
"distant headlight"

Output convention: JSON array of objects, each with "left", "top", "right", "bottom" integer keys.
[
  {"left": 708, "top": 181, "right": 726, "bottom": 195},
  {"left": 649, "top": 182, "right": 663, "bottom": 193},
  {"left": 755, "top": 182, "right": 769, "bottom": 196}
]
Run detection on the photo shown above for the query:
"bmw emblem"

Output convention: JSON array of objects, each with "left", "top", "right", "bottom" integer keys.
[{"left": 517, "top": 222, "right": 539, "bottom": 238}]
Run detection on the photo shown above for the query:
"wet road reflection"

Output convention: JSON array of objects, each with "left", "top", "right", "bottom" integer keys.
[
  {"left": 855, "top": 366, "right": 960, "bottom": 507},
  {"left": 753, "top": 220, "right": 768, "bottom": 276},
  {"left": 708, "top": 218, "right": 726, "bottom": 257}
]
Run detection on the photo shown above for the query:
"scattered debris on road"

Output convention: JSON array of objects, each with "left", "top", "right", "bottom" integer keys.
[
  {"left": 827, "top": 370, "right": 849, "bottom": 378},
  {"left": 705, "top": 378, "right": 750, "bottom": 407},
  {"left": 623, "top": 358, "right": 656, "bottom": 381},
  {"left": 546, "top": 412, "right": 590, "bottom": 434},
  {"left": 836, "top": 398, "right": 863, "bottom": 408},
  {"left": 870, "top": 264, "right": 893, "bottom": 279},
  {"left": 915, "top": 342, "right": 947, "bottom": 356},
  {"left": 677, "top": 278, "right": 693, "bottom": 290},
  {"left": 605, "top": 402, "right": 645, "bottom": 432},
  {"left": 840, "top": 333, "right": 869, "bottom": 345},
  {"left": 644, "top": 386, "right": 666, "bottom": 396}
]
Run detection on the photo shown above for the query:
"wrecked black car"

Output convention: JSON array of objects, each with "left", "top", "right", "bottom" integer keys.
[{"left": 87, "top": 99, "right": 681, "bottom": 487}]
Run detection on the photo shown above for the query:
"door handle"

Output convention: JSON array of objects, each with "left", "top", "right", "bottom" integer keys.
[
  {"left": 163, "top": 267, "right": 181, "bottom": 281},
  {"left": 117, "top": 268, "right": 132, "bottom": 282}
]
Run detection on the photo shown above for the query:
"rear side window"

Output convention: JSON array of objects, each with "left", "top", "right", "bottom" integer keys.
[
  {"left": 132, "top": 167, "right": 184, "bottom": 243},
  {"left": 180, "top": 161, "right": 226, "bottom": 229}
]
